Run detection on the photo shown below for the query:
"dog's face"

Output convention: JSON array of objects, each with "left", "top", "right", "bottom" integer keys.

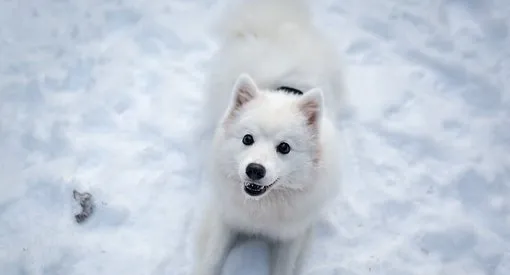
[{"left": 213, "top": 74, "right": 323, "bottom": 199}]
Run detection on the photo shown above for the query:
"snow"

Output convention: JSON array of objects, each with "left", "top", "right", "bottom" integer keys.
[{"left": 0, "top": 0, "right": 509, "bottom": 274}]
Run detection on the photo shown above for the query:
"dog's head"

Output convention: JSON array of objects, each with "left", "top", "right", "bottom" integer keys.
[{"left": 213, "top": 73, "right": 324, "bottom": 199}]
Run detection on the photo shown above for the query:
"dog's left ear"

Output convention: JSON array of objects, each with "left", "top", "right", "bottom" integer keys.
[
  {"left": 225, "top": 73, "right": 259, "bottom": 119},
  {"left": 298, "top": 88, "right": 323, "bottom": 129}
]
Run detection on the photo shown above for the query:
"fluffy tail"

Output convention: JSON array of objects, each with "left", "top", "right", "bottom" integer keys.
[{"left": 210, "top": 0, "right": 312, "bottom": 43}]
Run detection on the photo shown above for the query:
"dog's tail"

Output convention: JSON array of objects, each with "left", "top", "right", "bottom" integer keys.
[{"left": 210, "top": 0, "right": 313, "bottom": 44}]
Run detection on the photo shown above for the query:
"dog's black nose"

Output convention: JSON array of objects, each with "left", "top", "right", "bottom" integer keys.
[{"left": 246, "top": 163, "right": 266, "bottom": 180}]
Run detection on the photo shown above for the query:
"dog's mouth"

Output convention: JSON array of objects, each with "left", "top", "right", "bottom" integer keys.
[{"left": 243, "top": 179, "right": 278, "bottom": 197}]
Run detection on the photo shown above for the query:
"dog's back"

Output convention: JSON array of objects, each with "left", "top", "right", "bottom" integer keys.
[
  {"left": 212, "top": 0, "right": 311, "bottom": 43},
  {"left": 200, "top": 0, "right": 346, "bottom": 136}
]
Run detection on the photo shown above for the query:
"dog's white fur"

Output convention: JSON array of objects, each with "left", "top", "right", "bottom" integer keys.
[{"left": 192, "top": 0, "right": 345, "bottom": 274}]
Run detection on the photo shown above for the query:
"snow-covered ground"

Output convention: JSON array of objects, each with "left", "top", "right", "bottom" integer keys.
[{"left": 1, "top": 0, "right": 509, "bottom": 274}]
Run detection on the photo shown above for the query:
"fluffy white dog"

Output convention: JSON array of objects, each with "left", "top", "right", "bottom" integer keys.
[{"left": 192, "top": 0, "right": 346, "bottom": 274}]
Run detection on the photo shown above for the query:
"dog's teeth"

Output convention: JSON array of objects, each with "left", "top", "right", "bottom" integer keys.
[
  {"left": 245, "top": 182, "right": 265, "bottom": 191},
  {"left": 249, "top": 184, "right": 262, "bottom": 190}
]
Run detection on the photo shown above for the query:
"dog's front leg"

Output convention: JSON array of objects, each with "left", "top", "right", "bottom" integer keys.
[
  {"left": 192, "top": 213, "right": 236, "bottom": 275},
  {"left": 270, "top": 228, "right": 313, "bottom": 275}
]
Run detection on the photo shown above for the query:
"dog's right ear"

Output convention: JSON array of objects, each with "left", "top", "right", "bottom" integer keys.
[{"left": 225, "top": 73, "right": 259, "bottom": 119}]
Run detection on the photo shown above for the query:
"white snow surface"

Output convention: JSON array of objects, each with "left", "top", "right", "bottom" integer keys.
[{"left": 1, "top": 0, "right": 509, "bottom": 274}]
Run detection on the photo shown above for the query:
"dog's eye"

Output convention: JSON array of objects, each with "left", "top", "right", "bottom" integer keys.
[
  {"left": 276, "top": 142, "right": 291, "bottom": 154},
  {"left": 242, "top": 134, "right": 255, "bottom": 146}
]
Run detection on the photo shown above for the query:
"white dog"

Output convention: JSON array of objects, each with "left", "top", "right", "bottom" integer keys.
[{"left": 192, "top": 0, "right": 346, "bottom": 274}]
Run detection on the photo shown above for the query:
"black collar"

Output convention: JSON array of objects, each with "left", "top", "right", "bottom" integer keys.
[{"left": 276, "top": 86, "right": 303, "bottom": 96}]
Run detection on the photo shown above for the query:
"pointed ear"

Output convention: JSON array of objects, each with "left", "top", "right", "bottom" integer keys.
[
  {"left": 226, "top": 73, "right": 259, "bottom": 118},
  {"left": 298, "top": 88, "right": 323, "bottom": 128}
]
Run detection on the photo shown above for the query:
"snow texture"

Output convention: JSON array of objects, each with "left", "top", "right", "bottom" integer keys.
[{"left": 0, "top": 0, "right": 509, "bottom": 274}]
